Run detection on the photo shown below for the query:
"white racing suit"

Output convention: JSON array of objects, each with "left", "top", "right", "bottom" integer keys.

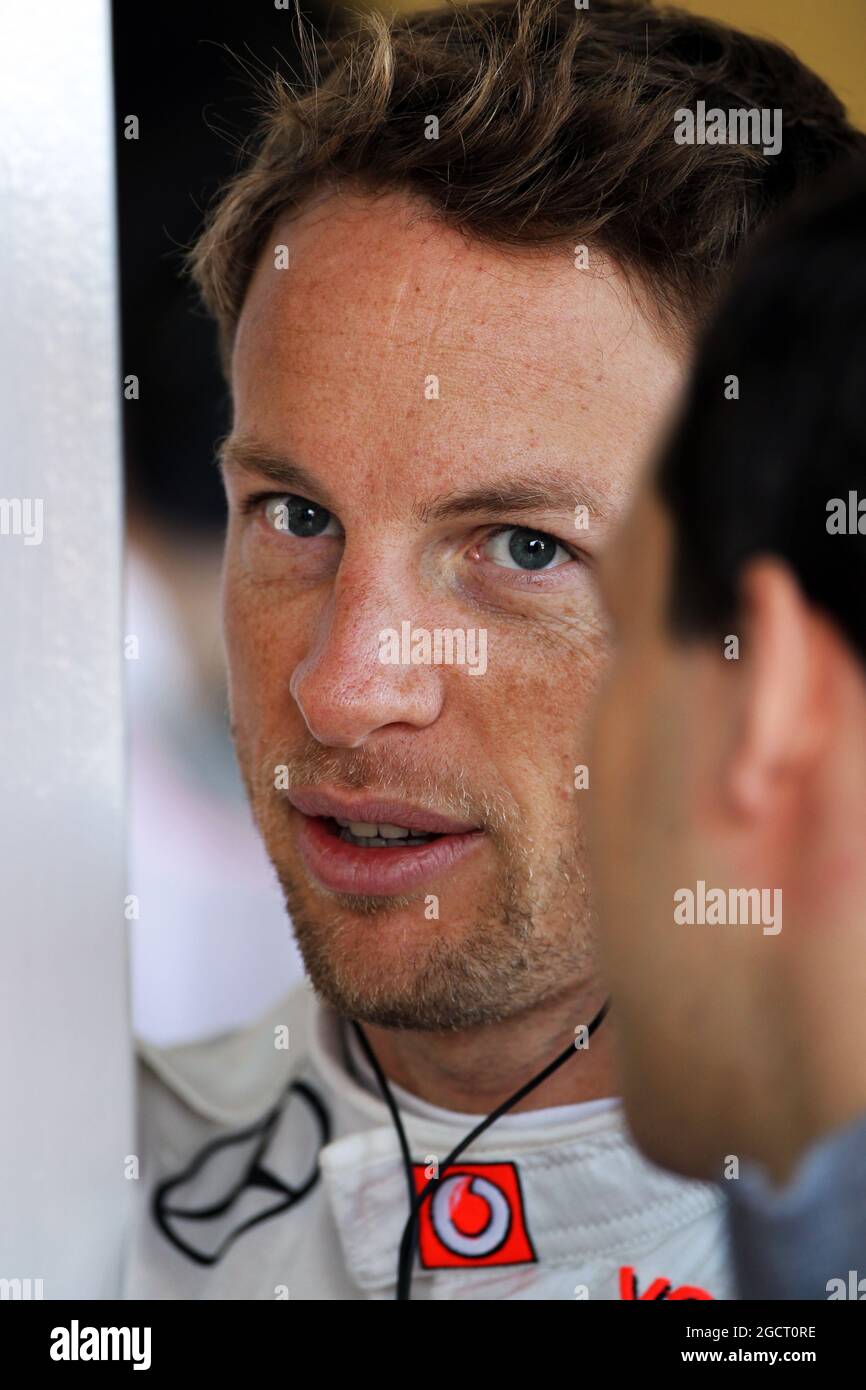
[{"left": 123, "top": 985, "right": 732, "bottom": 1300}]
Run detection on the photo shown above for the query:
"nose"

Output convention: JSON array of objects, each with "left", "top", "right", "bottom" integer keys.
[{"left": 289, "top": 572, "right": 446, "bottom": 747}]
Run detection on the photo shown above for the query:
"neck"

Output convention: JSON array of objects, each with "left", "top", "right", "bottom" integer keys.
[
  {"left": 766, "top": 925, "right": 866, "bottom": 1185},
  {"left": 742, "top": 781, "right": 866, "bottom": 1186},
  {"left": 357, "top": 983, "right": 616, "bottom": 1115}
]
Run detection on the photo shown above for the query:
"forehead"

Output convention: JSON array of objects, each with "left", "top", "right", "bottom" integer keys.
[{"left": 232, "top": 188, "right": 682, "bottom": 502}]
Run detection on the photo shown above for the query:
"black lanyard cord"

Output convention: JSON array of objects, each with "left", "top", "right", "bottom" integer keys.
[{"left": 351, "top": 996, "right": 610, "bottom": 1301}]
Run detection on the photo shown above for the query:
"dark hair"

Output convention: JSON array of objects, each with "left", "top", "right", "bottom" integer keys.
[
  {"left": 190, "top": 0, "right": 866, "bottom": 369},
  {"left": 656, "top": 161, "right": 866, "bottom": 665}
]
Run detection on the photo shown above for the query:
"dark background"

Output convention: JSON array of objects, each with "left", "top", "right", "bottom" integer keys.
[{"left": 112, "top": 0, "right": 331, "bottom": 536}]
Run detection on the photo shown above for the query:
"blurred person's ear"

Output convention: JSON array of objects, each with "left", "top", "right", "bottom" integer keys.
[{"left": 728, "top": 558, "right": 833, "bottom": 820}]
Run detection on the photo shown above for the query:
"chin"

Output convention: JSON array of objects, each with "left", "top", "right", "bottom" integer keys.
[
  {"left": 301, "top": 944, "right": 512, "bottom": 1032},
  {"left": 282, "top": 885, "right": 478, "bottom": 1028}
]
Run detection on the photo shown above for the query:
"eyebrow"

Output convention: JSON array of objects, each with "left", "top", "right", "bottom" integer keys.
[
  {"left": 416, "top": 478, "right": 611, "bottom": 525},
  {"left": 218, "top": 440, "right": 340, "bottom": 512},
  {"left": 220, "top": 438, "right": 612, "bottom": 525}
]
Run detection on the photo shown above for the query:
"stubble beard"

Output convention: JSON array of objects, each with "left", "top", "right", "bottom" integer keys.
[{"left": 240, "top": 734, "right": 596, "bottom": 1031}]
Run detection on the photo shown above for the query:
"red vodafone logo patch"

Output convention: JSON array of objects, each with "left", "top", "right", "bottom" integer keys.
[{"left": 413, "top": 1162, "right": 537, "bottom": 1269}]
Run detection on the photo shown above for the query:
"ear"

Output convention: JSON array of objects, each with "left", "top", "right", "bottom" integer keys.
[{"left": 728, "top": 558, "right": 831, "bottom": 818}]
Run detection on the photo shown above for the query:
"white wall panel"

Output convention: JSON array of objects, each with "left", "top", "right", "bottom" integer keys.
[{"left": 0, "top": 0, "right": 131, "bottom": 1297}]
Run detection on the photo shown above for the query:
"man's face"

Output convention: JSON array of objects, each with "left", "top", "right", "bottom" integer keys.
[
  {"left": 590, "top": 485, "right": 751, "bottom": 1174},
  {"left": 222, "top": 188, "right": 683, "bottom": 1031}
]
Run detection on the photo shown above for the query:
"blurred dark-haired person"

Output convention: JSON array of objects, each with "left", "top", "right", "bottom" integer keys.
[
  {"left": 590, "top": 163, "right": 866, "bottom": 1300},
  {"left": 125, "top": 0, "right": 866, "bottom": 1300}
]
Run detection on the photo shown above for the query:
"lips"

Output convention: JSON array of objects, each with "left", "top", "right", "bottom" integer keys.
[
  {"left": 285, "top": 788, "right": 485, "bottom": 896},
  {"left": 286, "top": 789, "right": 479, "bottom": 836}
]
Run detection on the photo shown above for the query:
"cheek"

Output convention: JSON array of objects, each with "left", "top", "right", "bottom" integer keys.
[
  {"left": 222, "top": 562, "right": 261, "bottom": 698},
  {"left": 222, "top": 558, "right": 305, "bottom": 731},
  {"left": 483, "top": 624, "right": 606, "bottom": 788}
]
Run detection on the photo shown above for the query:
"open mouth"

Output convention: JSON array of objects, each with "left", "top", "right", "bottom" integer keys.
[
  {"left": 286, "top": 794, "right": 485, "bottom": 896},
  {"left": 325, "top": 816, "right": 442, "bottom": 848}
]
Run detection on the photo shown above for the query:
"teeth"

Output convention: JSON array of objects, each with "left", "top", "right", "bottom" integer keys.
[
  {"left": 339, "top": 820, "right": 413, "bottom": 838},
  {"left": 333, "top": 818, "right": 436, "bottom": 849}
]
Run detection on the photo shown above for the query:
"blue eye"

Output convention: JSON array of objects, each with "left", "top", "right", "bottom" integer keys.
[
  {"left": 483, "top": 527, "right": 572, "bottom": 571},
  {"left": 263, "top": 495, "right": 340, "bottom": 538}
]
